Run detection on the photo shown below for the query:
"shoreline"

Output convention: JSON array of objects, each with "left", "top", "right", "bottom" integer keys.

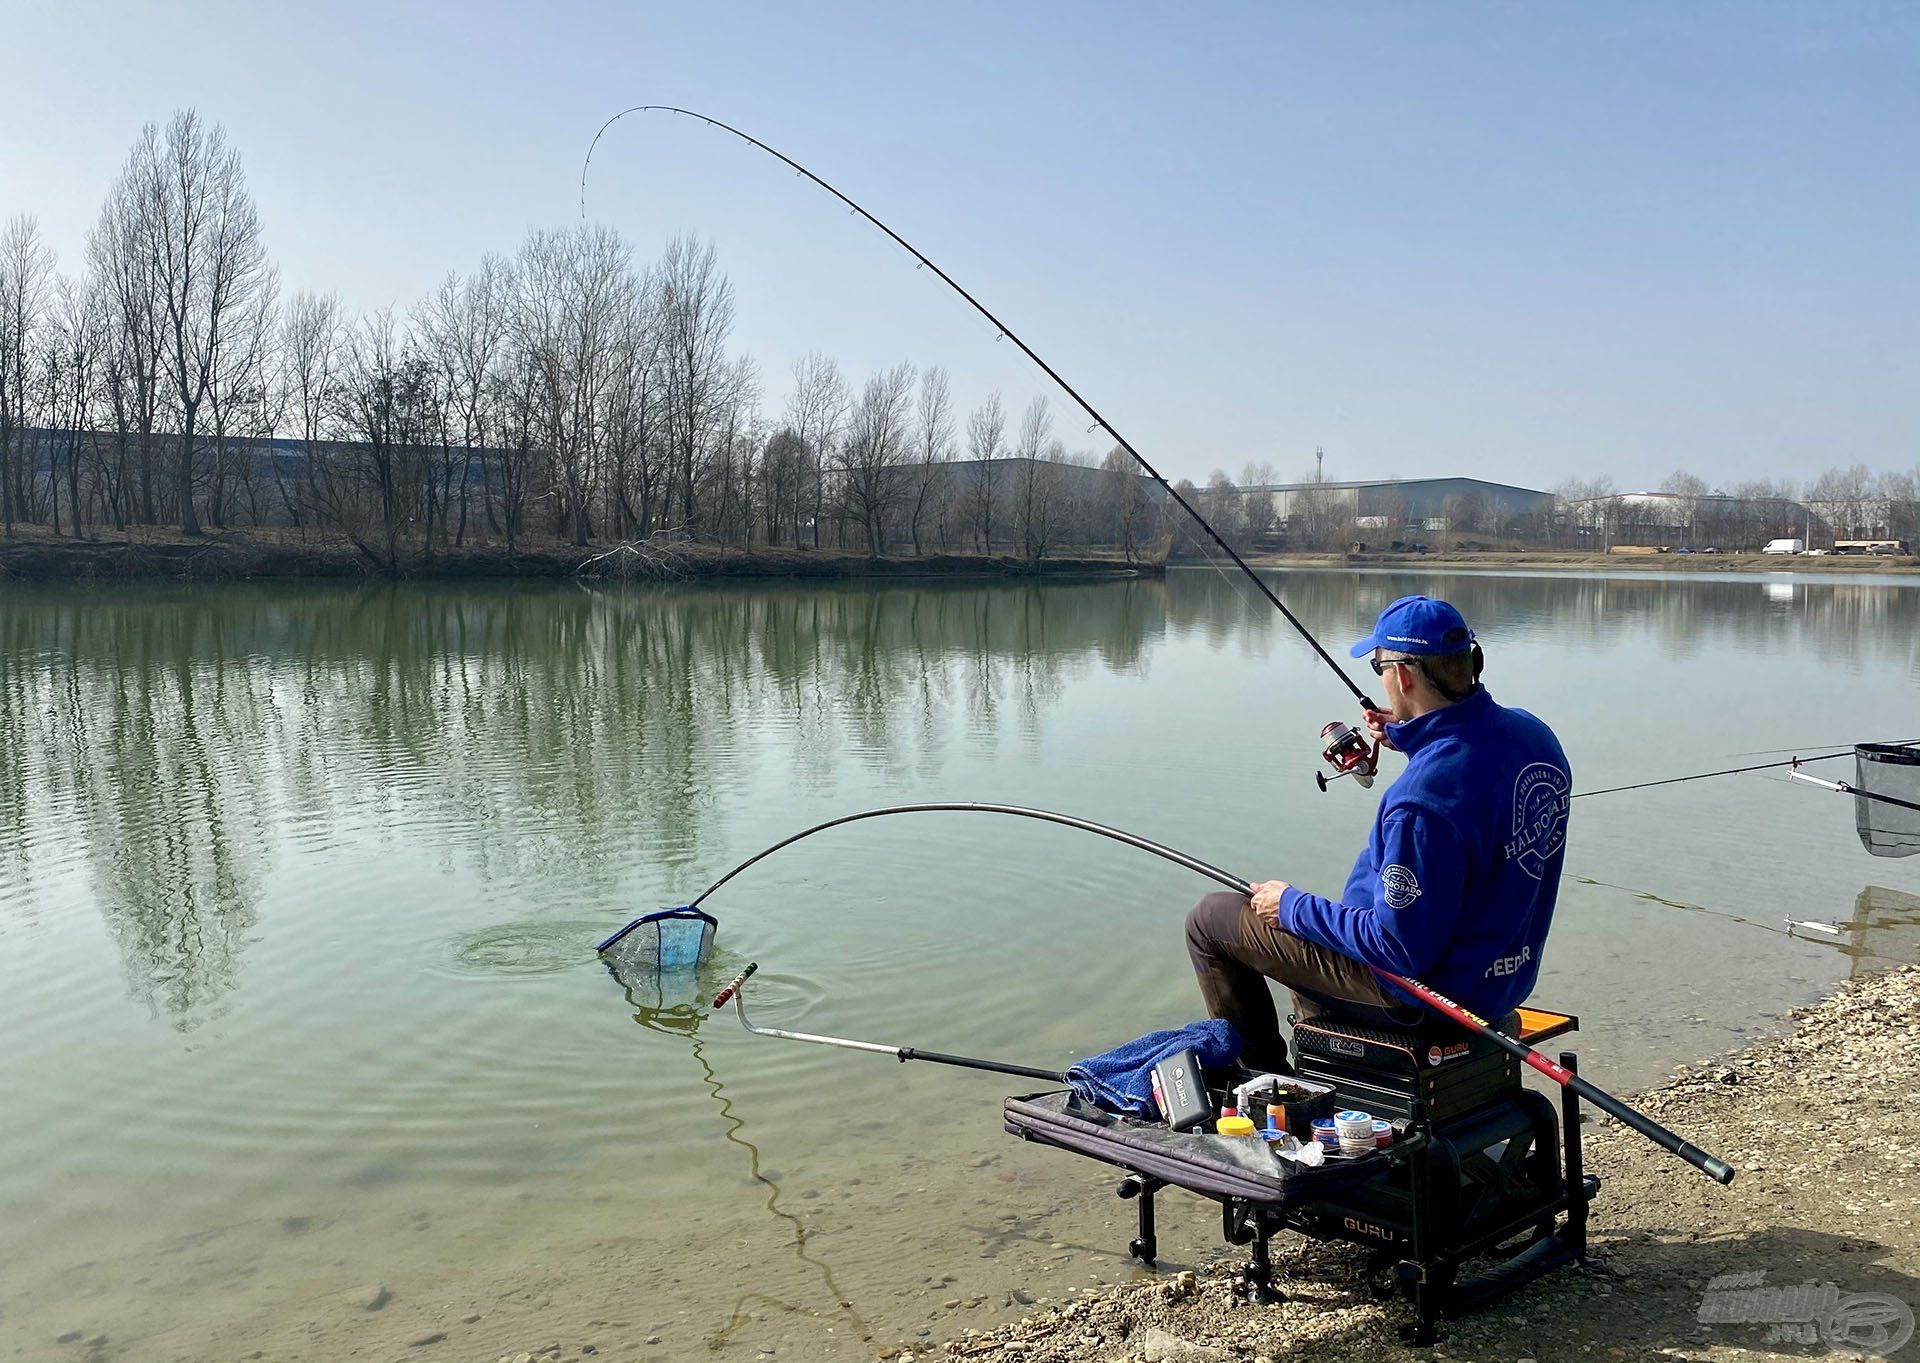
[
  {"left": 1232, "top": 549, "right": 1920, "bottom": 577},
  {"left": 0, "top": 529, "right": 1162, "bottom": 586},
  {"left": 932, "top": 964, "right": 1920, "bottom": 1363},
  {"left": 5, "top": 531, "right": 1918, "bottom": 586}
]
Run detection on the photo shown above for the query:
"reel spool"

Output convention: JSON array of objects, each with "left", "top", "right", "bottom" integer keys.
[{"left": 1316, "top": 721, "right": 1380, "bottom": 792}]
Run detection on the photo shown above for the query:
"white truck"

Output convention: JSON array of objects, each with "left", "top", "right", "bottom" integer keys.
[{"left": 1762, "top": 538, "right": 1806, "bottom": 555}]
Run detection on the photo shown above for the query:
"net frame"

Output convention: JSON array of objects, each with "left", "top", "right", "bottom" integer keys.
[
  {"left": 595, "top": 907, "right": 719, "bottom": 969},
  {"left": 1855, "top": 743, "right": 1920, "bottom": 858}
]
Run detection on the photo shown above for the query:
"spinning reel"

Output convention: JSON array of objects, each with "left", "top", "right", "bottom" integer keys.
[{"left": 1316, "top": 721, "right": 1381, "bottom": 792}]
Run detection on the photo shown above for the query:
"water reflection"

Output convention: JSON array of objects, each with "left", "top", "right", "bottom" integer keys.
[
  {"left": 0, "top": 579, "right": 1177, "bottom": 1026},
  {"left": 1845, "top": 885, "right": 1920, "bottom": 975},
  {"left": 1236, "top": 567, "right": 1920, "bottom": 671},
  {"left": 614, "top": 959, "right": 871, "bottom": 1351},
  {"left": 3, "top": 569, "right": 1917, "bottom": 1029}
]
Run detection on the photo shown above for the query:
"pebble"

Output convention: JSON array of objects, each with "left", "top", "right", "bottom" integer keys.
[
  {"left": 351, "top": 1283, "right": 392, "bottom": 1312},
  {"left": 407, "top": 1331, "right": 446, "bottom": 1347}
]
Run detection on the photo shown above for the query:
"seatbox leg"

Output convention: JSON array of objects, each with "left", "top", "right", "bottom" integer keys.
[
  {"left": 1118, "top": 1175, "right": 1161, "bottom": 1267},
  {"left": 1560, "top": 1051, "right": 1591, "bottom": 1259},
  {"left": 1230, "top": 1216, "right": 1283, "bottom": 1305}
]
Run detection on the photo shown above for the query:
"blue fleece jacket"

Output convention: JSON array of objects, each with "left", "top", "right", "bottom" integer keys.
[{"left": 1279, "top": 687, "right": 1571, "bottom": 1018}]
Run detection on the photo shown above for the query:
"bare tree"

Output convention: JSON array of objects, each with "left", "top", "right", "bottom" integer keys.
[
  {"left": 1239, "top": 459, "right": 1277, "bottom": 542},
  {"left": 204, "top": 263, "right": 279, "bottom": 528},
  {"left": 656, "top": 234, "right": 736, "bottom": 535},
  {"left": 1807, "top": 463, "right": 1878, "bottom": 539},
  {"left": 279, "top": 291, "right": 344, "bottom": 526},
  {"left": 89, "top": 178, "right": 166, "bottom": 523},
  {"left": 704, "top": 355, "right": 761, "bottom": 544},
  {"left": 1201, "top": 470, "right": 1248, "bottom": 549},
  {"left": 1102, "top": 445, "right": 1148, "bottom": 559},
  {"left": 596, "top": 261, "right": 664, "bottom": 539},
  {"left": 514, "top": 224, "right": 636, "bottom": 545},
  {"left": 840, "top": 362, "right": 915, "bottom": 553},
  {"left": 759, "top": 426, "right": 807, "bottom": 545},
  {"left": 786, "top": 350, "right": 845, "bottom": 547},
  {"left": 417, "top": 255, "right": 512, "bottom": 545},
  {"left": 964, "top": 391, "right": 1005, "bottom": 552},
  {"left": 119, "top": 110, "right": 273, "bottom": 534},
  {"left": 0, "top": 215, "right": 55, "bottom": 534},
  {"left": 1012, "top": 396, "right": 1055, "bottom": 561},
  {"left": 906, "top": 364, "right": 953, "bottom": 554},
  {"left": 43, "top": 274, "right": 108, "bottom": 535},
  {"left": 324, "top": 308, "right": 440, "bottom": 567}
]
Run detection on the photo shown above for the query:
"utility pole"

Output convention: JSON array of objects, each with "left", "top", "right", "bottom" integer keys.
[{"left": 1315, "top": 446, "right": 1324, "bottom": 484}]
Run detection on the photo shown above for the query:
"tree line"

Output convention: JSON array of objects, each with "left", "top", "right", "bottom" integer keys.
[
  {"left": 5, "top": 109, "right": 1912, "bottom": 564},
  {"left": 0, "top": 109, "right": 1183, "bottom": 565}
]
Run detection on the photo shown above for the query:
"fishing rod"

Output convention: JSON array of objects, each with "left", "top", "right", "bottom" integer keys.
[
  {"left": 1574, "top": 739, "right": 1920, "bottom": 804},
  {"left": 697, "top": 802, "right": 1734, "bottom": 1185},
  {"left": 580, "top": 105, "right": 1375, "bottom": 714},
  {"left": 712, "top": 963, "right": 1067, "bottom": 1083}
]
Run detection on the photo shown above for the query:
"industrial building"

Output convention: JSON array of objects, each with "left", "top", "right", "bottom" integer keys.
[{"left": 1249, "top": 476, "right": 1555, "bottom": 534}]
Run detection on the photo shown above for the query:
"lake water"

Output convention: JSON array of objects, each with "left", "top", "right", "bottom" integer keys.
[{"left": 3, "top": 568, "right": 1917, "bottom": 1361}]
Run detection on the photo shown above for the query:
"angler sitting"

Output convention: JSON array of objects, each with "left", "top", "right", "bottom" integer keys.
[{"left": 1185, "top": 595, "right": 1572, "bottom": 1073}]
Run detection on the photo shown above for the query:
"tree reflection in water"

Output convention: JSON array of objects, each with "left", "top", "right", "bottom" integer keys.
[{"left": 2, "top": 569, "right": 1915, "bottom": 1030}]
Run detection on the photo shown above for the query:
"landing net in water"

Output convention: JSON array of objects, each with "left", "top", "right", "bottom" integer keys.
[{"left": 596, "top": 907, "right": 718, "bottom": 979}]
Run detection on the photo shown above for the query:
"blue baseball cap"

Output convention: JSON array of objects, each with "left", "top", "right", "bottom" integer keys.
[{"left": 1349, "top": 595, "right": 1476, "bottom": 658}]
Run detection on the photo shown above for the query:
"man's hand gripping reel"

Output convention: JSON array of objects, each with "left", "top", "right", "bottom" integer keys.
[{"left": 1316, "top": 721, "right": 1380, "bottom": 792}]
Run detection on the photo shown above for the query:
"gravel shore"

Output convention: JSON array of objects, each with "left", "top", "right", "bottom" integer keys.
[{"left": 924, "top": 966, "right": 1920, "bottom": 1363}]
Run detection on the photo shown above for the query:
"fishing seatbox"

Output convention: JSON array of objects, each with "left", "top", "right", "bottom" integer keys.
[{"left": 1291, "top": 1007, "right": 1576, "bottom": 1124}]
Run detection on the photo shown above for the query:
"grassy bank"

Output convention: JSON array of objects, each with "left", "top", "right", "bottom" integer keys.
[
  {"left": 932, "top": 965, "right": 1920, "bottom": 1363},
  {"left": 0, "top": 526, "right": 1161, "bottom": 585}
]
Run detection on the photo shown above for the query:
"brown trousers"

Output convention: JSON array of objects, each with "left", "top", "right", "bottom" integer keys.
[{"left": 1184, "top": 891, "right": 1417, "bottom": 1070}]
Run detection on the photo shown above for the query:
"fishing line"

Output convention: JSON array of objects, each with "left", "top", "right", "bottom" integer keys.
[{"left": 580, "top": 105, "right": 1375, "bottom": 712}]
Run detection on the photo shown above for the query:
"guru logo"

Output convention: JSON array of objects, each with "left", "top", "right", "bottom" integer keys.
[{"left": 1506, "top": 762, "right": 1570, "bottom": 881}]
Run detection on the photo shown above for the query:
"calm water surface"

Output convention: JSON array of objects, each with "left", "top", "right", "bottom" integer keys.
[{"left": 3, "top": 568, "right": 1917, "bottom": 1360}]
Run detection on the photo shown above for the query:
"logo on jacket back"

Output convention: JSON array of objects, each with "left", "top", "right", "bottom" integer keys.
[
  {"left": 1380, "top": 864, "right": 1421, "bottom": 909},
  {"left": 1506, "top": 763, "right": 1570, "bottom": 881}
]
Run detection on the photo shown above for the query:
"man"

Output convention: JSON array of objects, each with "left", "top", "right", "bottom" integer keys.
[{"left": 1185, "top": 594, "right": 1571, "bottom": 1072}]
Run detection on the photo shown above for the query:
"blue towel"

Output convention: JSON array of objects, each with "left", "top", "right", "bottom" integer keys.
[{"left": 1065, "top": 1019, "right": 1244, "bottom": 1118}]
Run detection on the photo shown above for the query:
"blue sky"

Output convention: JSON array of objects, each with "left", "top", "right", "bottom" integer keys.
[{"left": 3, "top": 2, "right": 1914, "bottom": 490}]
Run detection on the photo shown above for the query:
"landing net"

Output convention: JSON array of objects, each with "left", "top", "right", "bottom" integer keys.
[
  {"left": 1855, "top": 743, "right": 1920, "bottom": 858},
  {"left": 595, "top": 907, "right": 718, "bottom": 975}
]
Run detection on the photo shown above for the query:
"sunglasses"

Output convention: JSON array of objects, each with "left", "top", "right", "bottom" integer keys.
[{"left": 1369, "top": 656, "right": 1419, "bottom": 676}]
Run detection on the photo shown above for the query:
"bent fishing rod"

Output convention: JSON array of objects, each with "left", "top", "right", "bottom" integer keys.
[
  {"left": 698, "top": 802, "right": 1735, "bottom": 1186},
  {"left": 581, "top": 105, "right": 1375, "bottom": 714}
]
